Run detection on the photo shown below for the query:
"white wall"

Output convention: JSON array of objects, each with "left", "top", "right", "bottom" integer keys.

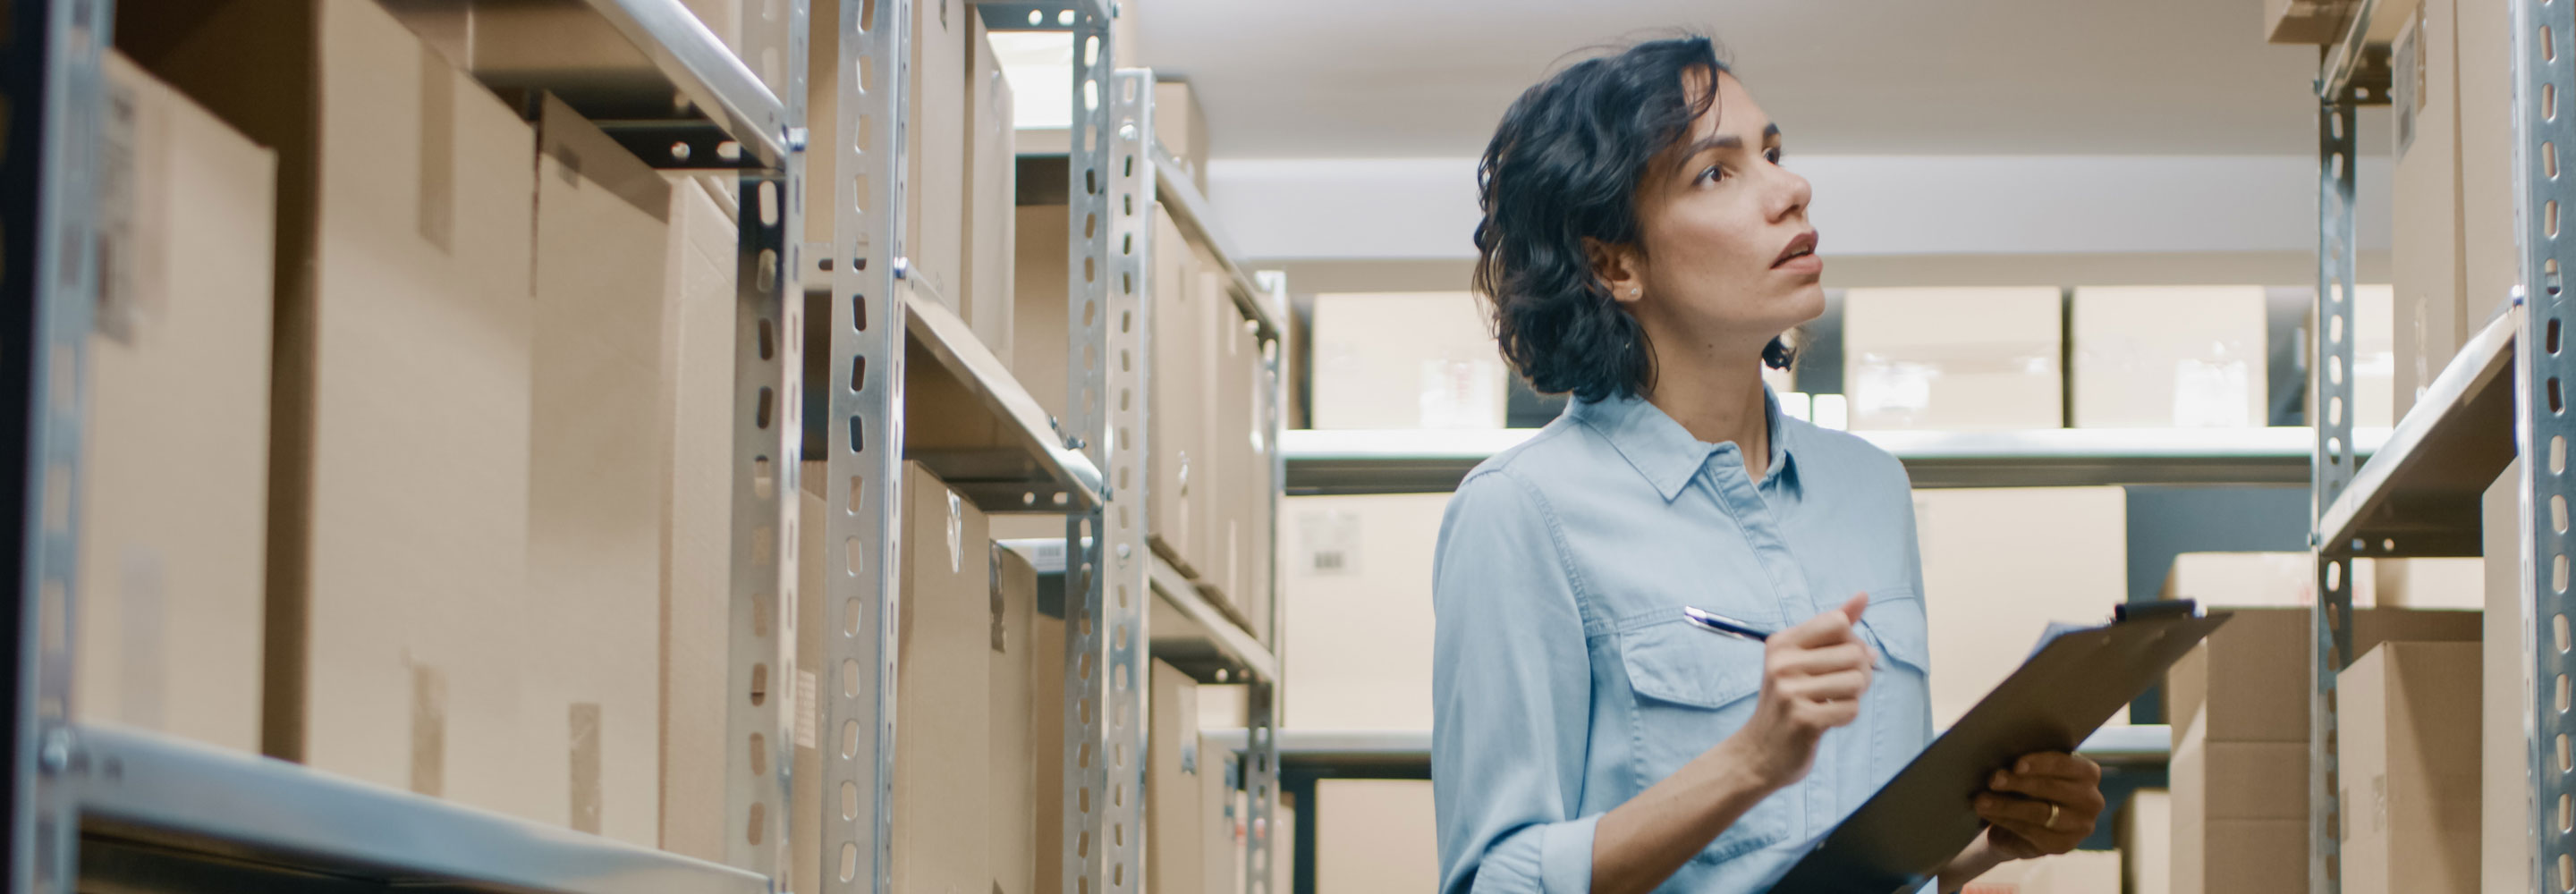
[{"left": 1207, "top": 155, "right": 2394, "bottom": 262}]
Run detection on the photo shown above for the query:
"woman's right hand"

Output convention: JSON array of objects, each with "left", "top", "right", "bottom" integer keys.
[{"left": 1730, "top": 593, "right": 1875, "bottom": 791}]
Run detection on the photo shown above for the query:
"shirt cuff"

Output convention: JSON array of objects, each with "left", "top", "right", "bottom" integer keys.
[{"left": 1539, "top": 814, "right": 1600, "bottom": 894}]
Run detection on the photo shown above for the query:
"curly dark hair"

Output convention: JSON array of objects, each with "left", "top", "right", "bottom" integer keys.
[{"left": 1471, "top": 35, "right": 1793, "bottom": 403}]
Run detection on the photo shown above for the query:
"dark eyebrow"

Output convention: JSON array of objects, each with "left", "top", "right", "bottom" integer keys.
[{"left": 1680, "top": 122, "right": 1784, "bottom": 161}]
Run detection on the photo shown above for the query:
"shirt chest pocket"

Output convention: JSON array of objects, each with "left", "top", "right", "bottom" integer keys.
[
  {"left": 1858, "top": 587, "right": 1933, "bottom": 787},
  {"left": 1617, "top": 619, "right": 1793, "bottom": 863}
]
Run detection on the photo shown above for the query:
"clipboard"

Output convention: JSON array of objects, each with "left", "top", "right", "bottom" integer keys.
[{"left": 1767, "top": 604, "right": 2232, "bottom": 894}]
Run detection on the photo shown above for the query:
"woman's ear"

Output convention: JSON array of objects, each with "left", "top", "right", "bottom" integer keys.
[{"left": 1582, "top": 237, "right": 1646, "bottom": 308}]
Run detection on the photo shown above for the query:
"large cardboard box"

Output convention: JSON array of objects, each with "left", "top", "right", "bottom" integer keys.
[
  {"left": 1281, "top": 494, "right": 1446, "bottom": 730},
  {"left": 1148, "top": 661, "right": 1208, "bottom": 894},
  {"left": 1315, "top": 780, "right": 1439, "bottom": 894},
  {"left": 2071, "top": 286, "right": 2267, "bottom": 428},
  {"left": 907, "top": 0, "right": 970, "bottom": 309},
  {"left": 894, "top": 462, "right": 994, "bottom": 891},
  {"left": 1309, "top": 292, "right": 1505, "bottom": 430},
  {"left": 657, "top": 178, "right": 740, "bottom": 860},
  {"left": 2392, "top": 0, "right": 2469, "bottom": 418},
  {"left": 2374, "top": 557, "right": 2485, "bottom": 610},
  {"left": 1032, "top": 601, "right": 1067, "bottom": 894},
  {"left": 963, "top": 16, "right": 1019, "bottom": 361},
  {"left": 2338, "top": 643, "right": 2480, "bottom": 894},
  {"left": 1013, "top": 205, "right": 1072, "bottom": 423},
  {"left": 2169, "top": 709, "right": 2311, "bottom": 894},
  {"left": 1150, "top": 207, "right": 1208, "bottom": 576},
  {"left": 74, "top": 54, "right": 278, "bottom": 753},
  {"left": 1155, "top": 78, "right": 1210, "bottom": 193},
  {"left": 2166, "top": 607, "right": 2480, "bottom": 746},
  {"left": 2121, "top": 789, "right": 2173, "bottom": 894},
  {"left": 2457, "top": 0, "right": 2518, "bottom": 352},
  {"left": 2481, "top": 461, "right": 2527, "bottom": 894},
  {"left": 525, "top": 95, "right": 677, "bottom": 844},
  {"left": 2354, "top": 283, "right": 2399, "bottom": 428},
  {"left": 1962, "top": 849, "right": 2122, "bottom": 894},
  {"left": 1843, "top": 288, "right": 2063, "bottom": 431},
  {"left": 2161, "top": 551, "right": 2366, "bottom": 610},
  {"left": 124, "top": 0, "right": 557, "bottom": 821},
  {"left": 1914, "top": 488, "right": 2127, "bottom": 728},
  {"left": 993, "top": 546, "right": 1042, "bottom": 894},
  {"left": 1203, "top": 306, "right": 1266, "bottom": 618}
]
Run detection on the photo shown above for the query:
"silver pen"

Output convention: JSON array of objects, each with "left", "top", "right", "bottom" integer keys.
[{"left": 1681, "top": 605, "right": 1882, "bottom": 669}]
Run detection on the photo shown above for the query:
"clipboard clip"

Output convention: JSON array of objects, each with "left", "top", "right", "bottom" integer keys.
[{"left": 2114, "top": 599, "right": 2199, "bottom": 623}]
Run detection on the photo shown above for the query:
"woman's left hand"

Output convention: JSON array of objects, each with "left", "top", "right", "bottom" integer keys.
[{"left": 1972, "top": 751, "right": 2105, "bottom": 860}]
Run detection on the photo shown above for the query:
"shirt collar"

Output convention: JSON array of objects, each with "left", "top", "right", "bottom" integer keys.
[{"left": 1566, "top": 387, "right": 1796, "bottom": 502}]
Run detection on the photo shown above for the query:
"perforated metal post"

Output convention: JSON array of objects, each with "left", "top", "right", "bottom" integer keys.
[
  {"left": 1063, "top": 53, "right": 1151, "bottom": 894},
  {"left": 2515, "top": 1, "right": 2576, "bottom": 890},
  {"left": 1, "top": 1, "right": 105, "bottom": 892},
  {"left": 819, "top": 0, "right": 908, "bottom": 890},
  {"left": 1244, "top": 270, "right": 1289, "bottom": 894},
  {"left": 2310, "top": 88, "right": 2363, "bottom": 894}
]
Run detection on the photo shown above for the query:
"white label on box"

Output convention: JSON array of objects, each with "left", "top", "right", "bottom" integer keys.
[
  {"left": 1852, "top": 358, "right": 1937, "bottom": 421},
  {"left": 2171, "top": 358, "right": 2251, "bottom": 428},
  {"left": 1299, "top": 510, "right": 1360, "bottom": 577},
  {"left": 1419, "top": 358, "right": 1503, "bottom": 429}
]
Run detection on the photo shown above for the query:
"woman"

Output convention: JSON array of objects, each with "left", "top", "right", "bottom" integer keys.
[{"left": 1431, "top": 36, "right": 2106, "bottom": 894}]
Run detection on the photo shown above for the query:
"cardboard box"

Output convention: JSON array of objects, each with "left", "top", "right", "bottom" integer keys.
[
  {"left": 658, "top": 173, "right": 741, "bottom": 861},
  {"left": 993, "top": 546, "right": 1042, "bottom": 894},
  {"left": 1309, "top": 292, "right": 1505, "bottom": 430},
  {"left": 2392, "top": 0, "right": 2468, "bottom": 419},
  {"left": 2264, "top": 0, "right": 2360, "bottom": 43},
  {"left": 1243, "top": 328, "right": 1278, "bottom": 645},
  {"left": 2071, "top": 286, "right": 2267, "bottom": 428},
  {"left": 1843, "top": 288, "right": 2063, "bottom": 431},
  {"left": 963, "top": 16, "right": 1019, "bottom": 361},
  {"left": 894, "top": 462, "right": 993, "bottom": 891},
  {"left": 2172, "top": 815, "right": 2307, "bottom": 894},
  {"left": 1282, "top": 494, "right": 1446, "bottom": 730},
  {"left": 907, "top": 0, "right": 970, "bottom": 310},
  {"left": 1155, "top": 79, "right": 1210, "bottom": 193},
  {"left": 2354, "top": 283, "right": 2399, "bottom": 429},
  {"left": 1204, "top": 308, "right": 1265, "bottom": 617},
  {"left": 1149, "top": 661, "right": 1207, "bottom": 894},
  {"left": 1202, "top": 738, "right": 1241, "bottom": 894},
  {"left": 1013, "top": 205, "right": 1072, "bottom": 425},
  {"left": 2456, "top": 0, "right": 2518, "bottom": 350},
  {"left": 1915, "top": 487, "right": 2128, "bottom": 728},
  {"left": 2374, "top": 557, "right": 2485, "bottom": 610},
  {"left": 1315, "top": 780, "right": 1438, "bottom": 894},
  {"left": 2170, "top": 710, "right": 2309, "bottom": 824},
  {"left": 793, "top": 477, "right": 827, "bottom": 894},
  {"left": 1962, "top": 849, "right": 2121, "bottom": 894},
  {"left": 2165, "top": 607, "right": 2480, "bottom": 746},
  {"left": 2121, "top": 789, "right": 2173, "bottom": 894},
  {"left": 126, "top": 0, "right": 560, "bottom": 822},
  {"left": 73, "top": 54, "right": 277, "bottom": 754},
  {"left": 1150, "top": 207, "right": 1208, "bottom": 576},
  {"left": 1032, "top": 600, "right": 1067, "bottom": 894},
  {"left": 2161, "top": 551, "right": 2367, "bottom": 610},
  {"left": 2338, "top": 642, "right": 2480, "bottom": 894},
  {"left": 525, "top": 94, "right": 677, "bottom": 845},
  {"left": 2481, "top": 461, "right": 2527, "bottom": 894}
]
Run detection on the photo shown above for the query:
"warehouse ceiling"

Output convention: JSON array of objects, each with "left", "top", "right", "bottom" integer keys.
[{"left": 1135, "top": 0, "right": 2355, "bottom": 159}]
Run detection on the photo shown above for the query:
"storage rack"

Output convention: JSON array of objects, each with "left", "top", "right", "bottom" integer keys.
[
  {"left": 2, "top": 2, "right": 1292, "bottom": 894},
  {"left": 2304, "top": 2, "right": 2556, "bottom": 893}
]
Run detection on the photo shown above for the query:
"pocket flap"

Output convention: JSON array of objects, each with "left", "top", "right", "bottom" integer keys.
[
  {"left": 1859, "top": 587, "right": 1930, "bottom": 673},
  {"left": 1619, "top": 619, "right": 1765, "bottom": 710}
]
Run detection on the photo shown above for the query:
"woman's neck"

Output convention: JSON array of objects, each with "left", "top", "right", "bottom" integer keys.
[{"left": 1642, "top": 345, "right": 1772, "bottom": 480}]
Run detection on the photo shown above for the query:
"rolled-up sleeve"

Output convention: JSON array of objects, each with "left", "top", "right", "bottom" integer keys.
[{"left": 1432, "top": 468, "right": 1597, "bottom": 894}]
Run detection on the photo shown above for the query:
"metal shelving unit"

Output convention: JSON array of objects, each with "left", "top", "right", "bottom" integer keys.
[
  {"left": 4, "top": 0, "right": 806, "bottom": 891},
  {"left": 2302, "top": 2, "right": 2560, "bottom": 893},
  {"left": 1284, "top": 426, "right": 2389, "bottom": 495}
]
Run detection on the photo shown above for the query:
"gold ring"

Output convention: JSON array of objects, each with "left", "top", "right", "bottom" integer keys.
[{"left": 2046, "top": 803, "right": 2061, "bottom": 831}]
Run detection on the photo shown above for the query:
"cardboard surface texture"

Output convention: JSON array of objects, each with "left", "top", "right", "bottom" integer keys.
[
  {"left": 1013, "top": 204, "right": 1072, "bottom": 425},
  {"left": 658, "top": 171, "right": 741, "bottom": 860},
  {"left": 965, "top": 16, "right": 1019, "bottom": 360},
  {"left": 1282, "top": 494, "right": 1446, "bottom": 730},
  {"left": 908, "top": 0, "right": 970, "bottom": 310},
  {"left": 993, "top": 547, "right": 1042, "bottom": 894},
  {"left": 2482, "top": 460, "right": 2528, "bottom": 894},
  {"left": 2161, "top": 551, "right": 2368, "bottom": 610},
  {"left": 2337, "top": 643, "right": 2480, "bottom": 894},
  {"left": 1149, "top": 661, "right": 1207, "bottom": 894},
  {"left": 895, "top": 462, "right": 994, "bottom": 892},
  {"left": 1151, "top": 206, "right": 1208, "bottom": 576},
  {"left": 76, "top": 54, "right": 278, "bottom": 754},
  {"left": 1155, "top": 79, "right": 1210, "bottom": 192},
  {"left": 1914, "top": 487, "right": 2127, "bottom": 728},
  {"left": 2165, "top": 607, "right": 2479, "bottom": 746},
  {"left": 1310, "top": 292, "right": 1505, "bottom": 431},
  {"left": 1315, "top": 780, "right": 1440, "bottom": 894},
  {"left": 2392, "top": 0, "right": 2469, "bottom": 418},
  {"left": 1962, "top": 849, "right": 2121, "bottom": 894},
  {"left": 2121, "top": 789, "right": 2172, "bottom": 894},
  {"left": 2071, "top": 286, "right": 2267, "bottom": 428},
  {"left": 1843, "top": 288, "right": 2063, "bottom": 431}
]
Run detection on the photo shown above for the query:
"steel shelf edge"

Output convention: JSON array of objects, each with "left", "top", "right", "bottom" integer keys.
[
  {"left": 2317, "top": 0, "right": 2392, "bottom": 99},
  {"left": 2316, "top": 305, "right": 2520, "bottom": 552},
  {"left": 904, "top": 282, "right": 1105, "bottom": 508},
  {"left": 69, "top": 725, "right": 765, "bottom": 894},
  {"left": 1200, "top": 725, "right": 2172, "bottom": 766},
  {"left": 1149, "top": 143, "right": 1285, "bottom": 340},
  {"left": 587, "top": 0, "right": 792, "bottom": 169},
  {"left": 996, "top": 539, "right": 1279, "bottom": 683}
]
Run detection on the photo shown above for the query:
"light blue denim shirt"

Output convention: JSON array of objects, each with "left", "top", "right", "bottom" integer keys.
[{"left": 1431, "top": 391, "right": 1935, "bottom": 894}]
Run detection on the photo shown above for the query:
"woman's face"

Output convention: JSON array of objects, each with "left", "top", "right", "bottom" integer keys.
[{"left": 1607, "top": 71, "right": 1823, "bottom": 362}]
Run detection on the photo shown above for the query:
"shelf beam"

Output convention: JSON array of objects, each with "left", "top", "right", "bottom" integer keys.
[
  {"left": 2314, "top": 307, "right": 2519, "bottom": 559},
  {"left": 1150, "top": 145, "right": 1286, "bottom": 342}
]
